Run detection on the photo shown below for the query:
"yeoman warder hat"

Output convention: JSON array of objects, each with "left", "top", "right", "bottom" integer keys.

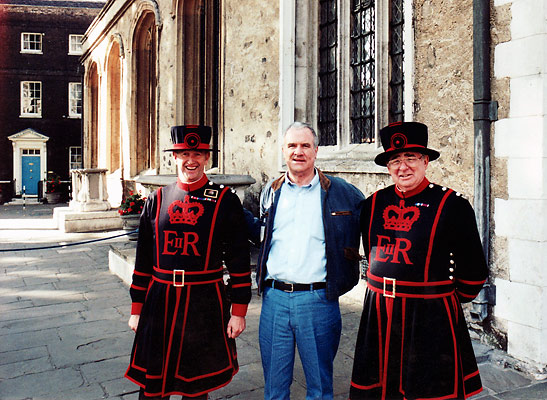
[
  {"left": 374, "top": 121, "right": 440, "bottom": 166},
  {"left": 164, "top": 125, "right": 215, "bottom": 152}
]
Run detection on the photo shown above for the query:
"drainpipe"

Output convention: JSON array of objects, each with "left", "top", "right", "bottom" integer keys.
[{"left": 471, "top": 0, "right": 497, "bottom": 322}]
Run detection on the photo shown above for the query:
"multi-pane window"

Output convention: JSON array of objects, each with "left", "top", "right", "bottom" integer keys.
[
  {"left": 21, "top": 33, "right": 43, "bottom": 53},
  {"left": 317, "top": 0, "right": 405, "bottom": 147},
  {"left": 20, "top": 81, "right": 42, "bottom": 117},
  {"left": 318, "top": 0, "right": 338, "bottom": 146},
  {"left": 69, "top": 146, "right": 82, "bottom": 170},
  {"left": 68, "top": 34, "right": 84, "bottom": 55},
  {"left": 22, "top": 149, "right": 40, "bottom": 155},
  {"left": 69, "top": 82, "right": 82, "bottom": 118},
  {"left": 350, "top": 0, "right": 376, "bottom": 144}
]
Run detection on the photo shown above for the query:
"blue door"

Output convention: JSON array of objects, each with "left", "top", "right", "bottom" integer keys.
[{"left": 22, "top": 156, "right": 40, "bottom": 195}]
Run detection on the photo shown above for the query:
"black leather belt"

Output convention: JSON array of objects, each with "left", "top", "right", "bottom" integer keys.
[{"left": 265, "top": 279, "right": 326, "bottom": 293}]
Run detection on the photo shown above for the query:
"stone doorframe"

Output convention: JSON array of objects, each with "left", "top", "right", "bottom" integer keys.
[{"left": 8, "top": 128, "right": 49, "bottom": 195}]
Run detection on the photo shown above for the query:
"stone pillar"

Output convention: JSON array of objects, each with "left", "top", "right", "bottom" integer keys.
[
  {"left": 70, "top": 168, "right": 111, "bottom": 212},
  {"left": 493, "top": 0, "right": 547, "bottom": 369}
]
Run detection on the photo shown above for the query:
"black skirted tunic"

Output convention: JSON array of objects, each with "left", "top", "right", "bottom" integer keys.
[
  {"left": 125, "top": 175, "right": 251, "bottom": 398},
  {"left": 350, "top": 179, "right": 488, "bottom": 400}
]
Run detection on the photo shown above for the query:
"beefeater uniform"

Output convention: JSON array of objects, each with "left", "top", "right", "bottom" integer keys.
[
  {"left": 125, "top": 125, "right": 251, "bottom": 398},
  {"left": 350, "top": 122, "right": 488, "bottom": 400}
]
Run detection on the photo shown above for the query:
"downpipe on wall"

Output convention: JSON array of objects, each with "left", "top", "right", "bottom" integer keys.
[{"left": 472, "top": 0, "right": 497, "bottom": 322}]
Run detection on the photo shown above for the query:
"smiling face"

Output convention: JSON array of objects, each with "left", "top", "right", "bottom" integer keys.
[
  {"left": 282, "top": 126, "right": 318, "bottom": 184},
  {"left": 387, "top": 151, "right": 429, "bottom": 192},
  {"left": 173, "top": 150, "right": 210, "bottom": 183}
]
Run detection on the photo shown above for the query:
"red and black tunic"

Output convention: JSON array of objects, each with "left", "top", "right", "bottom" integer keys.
[
  {"left": 125, "top": 175, "right": 251, "bottom": 398},
  {"left": 350, "top": 179, "right": 488, "bottom": 400}
]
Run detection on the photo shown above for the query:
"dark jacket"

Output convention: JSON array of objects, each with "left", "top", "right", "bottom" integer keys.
[{"left": 255, "top": 170, "right": 365, "bottom": 300}]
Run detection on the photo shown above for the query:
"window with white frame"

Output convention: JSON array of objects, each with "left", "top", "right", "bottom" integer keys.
[
  {"left": 69, "top": 146, "right": 82, "bottom": 170},
  {"left": 68, "top": 34, "right": 84, "bottom": 55},
  {"left": 318, "top": 0, "right": 405, "bottom": 147},
  {"left": 20, "top": 81, "right": 42, "bottom": 117},
  {"left": 68, "top": 82, "right": 82, "bottom": 118},
  {"left": 21, "top": 33, "right": 43, "bottom": 54}
]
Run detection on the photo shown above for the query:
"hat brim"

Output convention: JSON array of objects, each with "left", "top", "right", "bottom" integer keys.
[{"left": 375, "top": 147, "right": 440, "bottom": 166}]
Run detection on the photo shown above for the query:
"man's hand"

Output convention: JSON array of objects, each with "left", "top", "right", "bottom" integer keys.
[
  {"left": 227, "top": 315, "right": 246, "bottom": 338},
  {"left": 128, "top": 314, "right": 140, "bottom": 332}
]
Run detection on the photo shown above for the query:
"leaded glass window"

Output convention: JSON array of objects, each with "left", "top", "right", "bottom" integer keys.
[
  {"left": 389, "top": 0, "right": 404, "bottom": 123},
  {"left": 350, "top": 0, "right": 375, "bottom": 143},
  {"left": 318, "top": 0, "right": 338, "bottom": 146}
]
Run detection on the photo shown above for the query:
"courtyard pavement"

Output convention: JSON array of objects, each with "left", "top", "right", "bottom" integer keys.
[{"left": 0, "top": 199, "right": 546, "bottom": 399}]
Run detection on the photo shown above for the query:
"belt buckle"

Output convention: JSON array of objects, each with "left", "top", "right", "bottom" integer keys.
[
  {"left": 285, "top": 282, "right": 294, "bottom": 293},
  {"left": 173, "top": 269, "right": 185, "bottom": 287},
  {"left": 383, "top": 277, "right": 396, "bottom": 298}
]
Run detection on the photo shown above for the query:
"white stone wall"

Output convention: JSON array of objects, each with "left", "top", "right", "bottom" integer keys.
[{"left": 493, "top": 0, "right": 547, "bottom": 367}]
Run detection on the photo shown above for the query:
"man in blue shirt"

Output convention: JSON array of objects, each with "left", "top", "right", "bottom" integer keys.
[{"left": 255, "top": 122, "right": 365, "bottom": 399}]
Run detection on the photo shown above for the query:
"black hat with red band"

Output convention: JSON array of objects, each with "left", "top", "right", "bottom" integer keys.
[
  {"left": 374, "top": 121, "right": 440, "bottom": 166},
  {"left": 164, "top": 125, "right": 216, "bottom": 152}
]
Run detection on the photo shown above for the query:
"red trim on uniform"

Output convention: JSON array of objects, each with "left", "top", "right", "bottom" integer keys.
[
  {"left": 131, "top": 302, "right": 143, "bottom": 315},
  {"left": 381, "top": 298, "right": 394, "bottom": 400},
  {"left": 203, "top": 187, "right": 229, "bottom": 270},
  {"left": 464, "top": 369, "right": 480, "bottom": 381},
  {"left": 231, "top": 282, "right": 251, "bottom": 288},
  {"left": 367, "top": 284, "right": 455, "bottom": 298},
  {"left": 443, "top": 297, "right": 459, "bottom": 398},
  {"left": 394, "top": 178, "right": 430, "bottom": 199},
  {"left": 231, "top": 303, "right": 248, "bottom": 317},
  {"left": 230, "top": 271, "right": 251, "bottom": 277},
  {"left": 457, "top": 278, "right": 486, "bottom": 285},
  {"left": 368, "top": 192, "right": 378, "bottom": 258},
  {"left": 155, "top": 187, "right": 162, "bottom": 269},
  {"left": 152, "top": 276, "right": 223, "bottom": 286},
  {"left": 399, "top": 298, "right": 406, "bottom": 394},
  {"left": 368, "top": 273, "right": 453, "bottom": 287},
  {"left": 163, "top": 285, "right": 184, "bottom": 395},
  {"left": 170, "top": 142, "right": 211, "bottom": 151},
  {"left": 130, "top": 283, "right": 147, "bottom": 291},
  {"left": 133, "top": 270, "right": 152, "bottom": 277},
  {"left": 424, "top": 189, "right": 453, "bottom": 281},
  {"left": 465, "top": 387, "right": 483, "bottom": 399},
  {"left": 385, "top": 143, "right": 426, "bottom": 152},
  {"left": 350, "top": 381, "right": 382, "bottom": 390},
  {"left": 176, "top": 174, "right": 209, "bottom": 192},
  {"left": 376, "top": 293, "right": 383, "bottom": 386}
]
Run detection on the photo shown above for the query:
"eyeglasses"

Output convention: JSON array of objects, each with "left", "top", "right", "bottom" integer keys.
[{"left": 387, "top": 154, "right": 424, "bottom": 168}]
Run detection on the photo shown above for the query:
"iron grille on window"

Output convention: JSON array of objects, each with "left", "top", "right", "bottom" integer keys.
[
  {"left": 389, "top": 0, "right": 404, "bottom": 123},
  {"left": 318, "top": 0, "right": 338, "bottom": 146},
  {"left": 350, "top": 0, "right": 375, "bottom": 143}
]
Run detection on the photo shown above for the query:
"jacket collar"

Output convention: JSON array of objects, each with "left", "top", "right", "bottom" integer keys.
[{"left": 271, "top": 168, "right": 331, "bottom": 192}]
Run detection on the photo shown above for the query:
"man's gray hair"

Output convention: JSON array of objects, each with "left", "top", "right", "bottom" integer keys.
[{"left": 284, "top": 122, "right": 319, "bottom": 147}]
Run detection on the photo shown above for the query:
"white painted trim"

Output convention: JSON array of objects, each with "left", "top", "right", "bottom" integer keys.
[{"left": 278, "top": 0, "right": 296, "bottom": 170}]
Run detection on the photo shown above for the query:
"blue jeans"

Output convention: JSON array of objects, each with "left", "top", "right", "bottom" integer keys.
[{"left": 259, "top": 286, "right": 342, "bottom": 400}]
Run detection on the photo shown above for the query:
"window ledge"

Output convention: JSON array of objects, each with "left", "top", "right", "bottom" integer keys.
[
  {"left": 315, "top": 146, "right": 388, "bottom": 174},
  {"left": 19, "top": 114, "right": 42, "bottom": 119}
]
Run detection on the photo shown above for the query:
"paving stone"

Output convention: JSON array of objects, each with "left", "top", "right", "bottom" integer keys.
[
  {"left": 0, "top": 355, "right": 53, "bottom": 379},
  {"left": 497, "top": 381, "right": 547, "bottom": 399},
  {"left": 0, "top": 345, "right": 49, "bottom": 365},
  {"left": 0, "top": 367, "right": 84, "bottom": 399},
  {"left": 480, "top": 363, "right": 532, "bottom": 392},
  {"left": 0, "top": 328, "right": 60, "bottom": 353},
  {"left": 101, "top": 376, "right": 139, "bottom": 398}
]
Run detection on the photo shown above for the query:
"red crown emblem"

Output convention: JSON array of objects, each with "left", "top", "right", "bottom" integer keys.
[
  {"left": 168, "top": 196, "right": 204, "bottom": 225},
  {"left": 382, "top": 200, "right": 420, "bottom": 232}
]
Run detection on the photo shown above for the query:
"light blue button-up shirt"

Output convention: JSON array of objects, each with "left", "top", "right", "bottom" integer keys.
[{"left": 265, "top": 171, "right": 327, "bottom": 283}]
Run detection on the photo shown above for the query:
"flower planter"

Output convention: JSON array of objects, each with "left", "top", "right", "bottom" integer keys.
[
  {"left": 45, "top": 192, "right": 63, "bottom": 204},
  {"left": 120, "top": 214, "right": 140, "bottom": 241}
]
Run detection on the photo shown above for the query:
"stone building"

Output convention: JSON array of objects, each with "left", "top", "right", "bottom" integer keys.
[
  {"left": 0, "top": 0, "right": 105, "bottom": 199},
  {"left": 81, "top": 0, "right": 546, "bottom": 372}
]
